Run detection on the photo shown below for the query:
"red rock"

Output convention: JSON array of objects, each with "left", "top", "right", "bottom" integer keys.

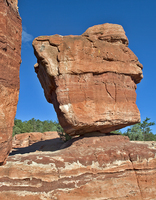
[
  {"left": 12, "top": 131, "right": 60, "bottom": 148},
  {"left": 0, "top": 135, "right": 156, "bottom": 199},
  {"left": 29, "top": 132, "right": 43, "bottom": 145},
  {"left": 12, "top": 133, "right": 30, "bottom": 148},
  {"left": 0, "top": 0, "right": 22, "bottom": 165},
  {"left": 41, "top": 131, "right": 59, "bottom": 140},
  {"left": 33, "top": 23, "right": 143, "bottom": 136}
]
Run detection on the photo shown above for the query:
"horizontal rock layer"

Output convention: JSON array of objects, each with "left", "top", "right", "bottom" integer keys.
[
  {"left": 0, "top": 0, "right": 22, "bottom": 165},
  {"left": 0, "top": 135, "right": 156, "bottom": 199},
  {"left": 12, "top": 131, "right": 60, "bottom": 148},
  {"left": 33, "top": 23, "right": 143, "bottom": 136}
]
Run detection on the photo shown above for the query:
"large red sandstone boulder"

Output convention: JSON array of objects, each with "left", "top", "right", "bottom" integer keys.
[
  {"left": 33, "top": 23, "right": 143, "bottom": 136},
  {"left": 0, "top": 0, "right": 22, "bottom": 165},
  {"left": 0, "top": 135, "right": 156, "bottom": 199}
]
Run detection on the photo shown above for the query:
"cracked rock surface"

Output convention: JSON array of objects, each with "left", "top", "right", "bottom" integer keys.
[
  {"left": 0, "top": 0, "right": 22, "bottom": 165},
  {"left": 33, "top": 23, "right": 143, "bottom": 136},
  {"left": 0, "top": 135, "right": 156, "bottom": 200}
]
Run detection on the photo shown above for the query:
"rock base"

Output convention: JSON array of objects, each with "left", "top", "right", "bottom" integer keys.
[{"left": 0, "top": 135, "right": 156, "bottom": 199}]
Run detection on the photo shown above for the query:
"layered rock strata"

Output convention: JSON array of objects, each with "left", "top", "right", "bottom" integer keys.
[
  {"left": 0, "top": 0, "right": 22, "bottom": 165},
  {"left": 0, "top": 135, "right": 156, "bottom": 200},
  {"left": 33, "top": 23, "right": 143, "bottom": 136}
]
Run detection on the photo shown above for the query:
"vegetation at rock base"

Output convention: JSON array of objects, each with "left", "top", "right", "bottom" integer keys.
[
  {"left": 13, "top": 117, "right": 155, "bottom": 141},
  {"left": 111, "top": 117, "right": 156, "bottom": 141},
  {"left": 57, "top": 132, "right": 72, "bottom": 142},
  {"left": 13, "top": 118, "right": 72, "bottom": 141},
  {"left": 13, "top": 118, "right": 61, "bottom": 135}
]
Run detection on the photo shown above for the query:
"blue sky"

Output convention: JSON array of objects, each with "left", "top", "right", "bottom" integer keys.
[{"left": 17, "top": 0, "right": 156, "bottom": 133}]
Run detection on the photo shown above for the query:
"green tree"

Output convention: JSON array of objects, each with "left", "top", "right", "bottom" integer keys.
[
  {"left": 123, "top": 123, "right": 143, "bottom": 141},
  {"left": 140, "top": 117, "right": 155, "bottom": 141},
  {"left": 13, "top": 118, "right": 66, "bottom": 137},
  {"left": 36, "top": 119, "right": 43, "bottom": 132},
  {"left": 123, "top": 117, "right": 155, "bottom": 141},
  {"left": 14, "top": 119, "right": 23, "bottom": 131},
  {"left": 111, "top": 130, "right": 122, "bottom": 135},
  {"left": 22, "top": 120, "right": 33, "bottom": 133},
  {"left": 31, "top": 118, "right": 37, "bottom": 132},
  {"left": 12, "top": 126, "right": 21, "bottom": 137}
]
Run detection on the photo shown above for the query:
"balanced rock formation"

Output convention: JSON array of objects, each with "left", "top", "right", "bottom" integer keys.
[
  {"left": 0, "top": 135, "right": 156, "bottom": 199},
  {"left": 33, "top": 23, "right": 143, "bottom": 136},
  {"left": 0, "top": 0, "right": 22, "bottom": 165}
]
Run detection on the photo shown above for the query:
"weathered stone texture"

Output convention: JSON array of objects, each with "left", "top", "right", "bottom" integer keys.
[
  {"left": 12, "top": 131, "right": 60, "bottom": 148},
  {"left": 33, "top": 23, "right": 143, "bottom": 136},
  {"left": 0, "top": 135, "right": 156, "bottom": 199},
  {"left": 0, "top": 0, "right": 22, "bottom": 165}
]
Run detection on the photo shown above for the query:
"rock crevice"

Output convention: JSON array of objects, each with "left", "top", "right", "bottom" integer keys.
[{"left": 128, "top": 153, "right": 144, "bottom": 200}]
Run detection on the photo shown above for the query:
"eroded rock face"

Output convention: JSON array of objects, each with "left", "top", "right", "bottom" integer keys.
[
  {"left": 0, "top": 135, "right": 156, "bottom": 200},
  {"left": 33, "top": 23, "right": 143, "bottom": 136},
  {"left": 12, "top": 131, "right": 60, "bottom": 148},
  {"left": 0, "top": 0, "right": 22, "bottom": 165}
]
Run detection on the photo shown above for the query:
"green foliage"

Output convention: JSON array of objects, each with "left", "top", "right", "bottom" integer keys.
[
  {"left": 111, "top": 130, "right": 122, "bottom": 135},
  {"left": 12, "top": 118, "right": 66, "bottom": 138},
  {"left": 123, "top": 123, "right": 143, "bottom": 141},
  {"left": 13, "top": 117, "right": 156, "bottom": 142},
  {"left": 12, "top": 118, "right": 72, "bottom": 142},
  {"left": 123, "top": 117, "right": 156, "bottom": 141},
  {"left": 140, "top": 117, "right": 155, "bottom": 141},
  {"left": 58, "top": 132, "right": 72, "bottom": 142},
  {"left": 12, "top": 126, "right": 21, "bottom": 137}
]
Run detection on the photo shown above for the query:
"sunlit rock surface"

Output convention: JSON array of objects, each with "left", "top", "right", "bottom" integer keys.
[
  {"left": 33, "top": 23, "right": 143, "bottom": 136},
  {"left": 0, "top": 0, "right": 22, "bottom": 165},
  {"left": 0, "top": 135, "right": 156, "bottom": 199},
  {"left": 12, "top": 131, "right": 60, "bottom": 148}
]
